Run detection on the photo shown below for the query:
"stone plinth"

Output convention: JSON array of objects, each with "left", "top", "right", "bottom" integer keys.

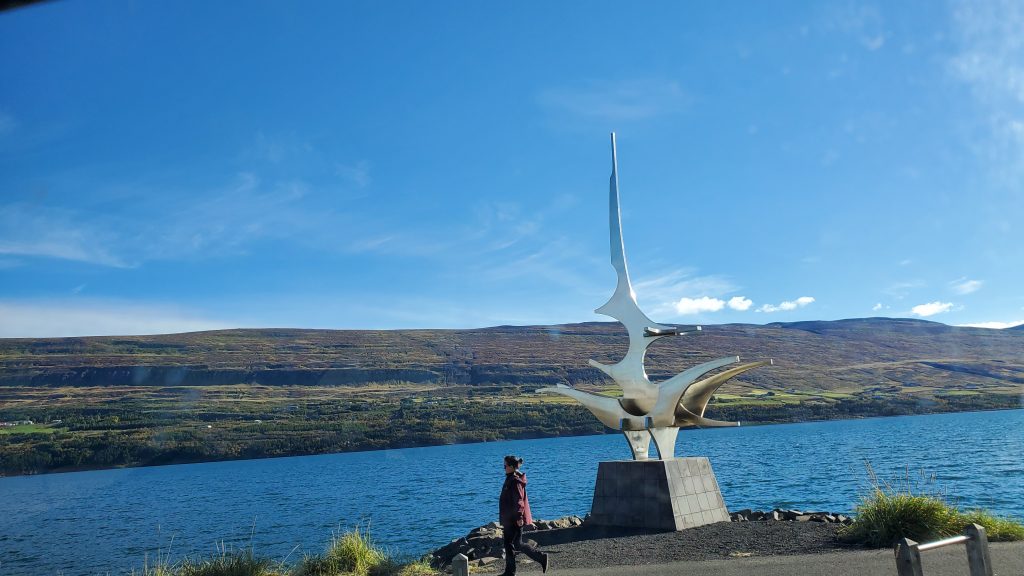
[{"left": 588, "top": 457, "right": 729, "bottom": 530}]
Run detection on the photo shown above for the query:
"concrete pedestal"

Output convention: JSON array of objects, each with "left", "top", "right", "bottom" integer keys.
[{"left": 588, "top": 457, "right": 730, "bottom": 530}]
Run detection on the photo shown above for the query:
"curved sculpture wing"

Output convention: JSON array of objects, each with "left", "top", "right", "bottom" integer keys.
[
  {"left": 538, "top": 384, "right": 648, "bottom": 431},
  {"left": 646, "top": 356, "right": 739, "bottom": 427},
  {"left": 675, "top": 405, "right": 739, "bottom": 428},
  {"left": 680, "top": 360, "right": 772, "bottom": 418}
]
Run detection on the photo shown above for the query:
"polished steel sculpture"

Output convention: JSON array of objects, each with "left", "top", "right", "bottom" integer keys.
[{"left": 540, "top": 133, "right": 770, "bottom": 460}]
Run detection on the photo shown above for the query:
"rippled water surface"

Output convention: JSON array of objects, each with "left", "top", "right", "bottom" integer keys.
[{"left": 1, "top": 409, "right": 1021, "bottom": 575}]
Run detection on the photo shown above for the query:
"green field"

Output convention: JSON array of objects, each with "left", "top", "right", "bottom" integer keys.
[{"left": 0, "top": 423, "right": 57, "bottom": 435}]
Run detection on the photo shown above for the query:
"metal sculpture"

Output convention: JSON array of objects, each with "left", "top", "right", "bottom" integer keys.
[{"left": 540, "top": 133, "right": 770, "bottom": 460}]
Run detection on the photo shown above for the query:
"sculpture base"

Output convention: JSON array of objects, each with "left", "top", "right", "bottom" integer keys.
[{"left": 588, "top": 457, "right": 730, "bottom": 530}]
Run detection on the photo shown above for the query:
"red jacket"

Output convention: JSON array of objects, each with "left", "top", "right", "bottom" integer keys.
[{"left": 499, "top": 471, "right": 533, "bottom": 526}]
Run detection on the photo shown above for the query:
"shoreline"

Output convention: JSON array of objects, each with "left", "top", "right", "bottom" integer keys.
[{"left": 2, "top": 406, "right": 1021, "bottom": 479}]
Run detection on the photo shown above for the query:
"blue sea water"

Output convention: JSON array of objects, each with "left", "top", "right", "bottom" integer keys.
[{"left": 0, "top": 409, "right": 1021, "bottom": 575}]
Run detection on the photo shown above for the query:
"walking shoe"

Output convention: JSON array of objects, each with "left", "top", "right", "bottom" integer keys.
[{"left": 541, "top": 552, "right": 550, "bottom": 573}]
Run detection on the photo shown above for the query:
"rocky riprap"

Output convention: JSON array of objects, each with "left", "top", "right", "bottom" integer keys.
[
  {"left": 430, "top": 511, "right": 857, "bottom": 571},
  {"left": 730, "top": 508, "right": 854, "bottom": 524},
  {"left": 430, "top": 516, "right": 584, "bottom": 569}
]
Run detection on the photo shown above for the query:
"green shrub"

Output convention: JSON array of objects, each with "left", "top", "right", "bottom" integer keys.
[
  {"left": 841, "top": 487, "right": 961, "bottom": 547},
  {"left": 841, "top": 464, "right": 1024, "bottom": 546}
]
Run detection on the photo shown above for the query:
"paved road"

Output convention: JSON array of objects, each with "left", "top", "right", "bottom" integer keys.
[{"left": 531, "top": 542, "right": 1023, "bottom": 576}]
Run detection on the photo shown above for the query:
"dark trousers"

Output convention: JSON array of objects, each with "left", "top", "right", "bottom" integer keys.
[{"left": 501, "top": 522, "right": 544, "bottom": 575}]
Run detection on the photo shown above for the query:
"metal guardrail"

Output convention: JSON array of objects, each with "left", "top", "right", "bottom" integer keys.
[{"left": 895, "top": 524, "right": 993, "bottom": 576}]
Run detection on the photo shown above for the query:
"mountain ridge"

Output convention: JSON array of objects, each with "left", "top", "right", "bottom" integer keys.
[{"left": 1, "top": 317, "right": 1020, "bottom": 476}]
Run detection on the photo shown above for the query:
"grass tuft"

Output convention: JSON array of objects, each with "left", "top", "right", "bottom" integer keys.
[
  {"left": 293, "top": 526, "right": 439, "bottom": 576},
  {"left": 959, "top": 509, "right": 1024, "bottom": 542},
  {"left": 841, "top": 463, "right": 1024, "bottom": 547}
]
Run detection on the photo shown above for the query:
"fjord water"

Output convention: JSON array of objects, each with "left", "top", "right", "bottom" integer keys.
[{"left": 1, "top": 410, "right": 1021, "bottom": 576}]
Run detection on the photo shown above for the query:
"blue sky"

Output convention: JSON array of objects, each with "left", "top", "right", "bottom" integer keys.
[{"left": 1, "top": 0, "right": 1022, "bottom": 337}]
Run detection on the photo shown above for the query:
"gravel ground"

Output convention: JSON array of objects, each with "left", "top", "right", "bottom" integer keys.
[{"left": 485, "top": 522, "right": 862, "bottom": 573}]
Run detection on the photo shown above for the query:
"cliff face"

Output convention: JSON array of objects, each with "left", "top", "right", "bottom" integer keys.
[{"left": 1, "top": 318, "right": 1022, "bottom": 393}]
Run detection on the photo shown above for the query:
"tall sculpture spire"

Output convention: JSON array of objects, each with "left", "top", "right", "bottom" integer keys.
[{"left": 541, "top": 133, "right": 770, "bottom": 460}]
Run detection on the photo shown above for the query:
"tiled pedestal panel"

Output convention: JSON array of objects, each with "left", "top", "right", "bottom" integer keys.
[{"left": 588, "top": 457, "right": 729, "bottom": 530}]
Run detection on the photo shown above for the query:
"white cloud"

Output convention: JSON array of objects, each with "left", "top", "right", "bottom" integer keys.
[
  {"left": 911, "top": 301, "right": 954, "bottom": 317},
  {"left": 674, "top": 296, "right": 726, "bottom": 315},
  {"left": 0, "top": 300, "right": 237, "bottom": 338},
  {"left": 538, "top": 79, "right": 689, "bottom": 121},
  {"left": 949, "top": 277, "right": 983, "bottom": 295},
  {"left": 872, "top": 302, "right": 883, "bottom": 311},
  {"left": 728, "top": 296, "right": 753, "bottom": 311},
  {"left": 957, "top": 320, "right": 1024, "bottom": 329},
  {"left": 758, "top": 296, "right": 815, "bottom": 313}
]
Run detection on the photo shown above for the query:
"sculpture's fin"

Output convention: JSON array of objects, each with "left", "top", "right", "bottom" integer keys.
[
  {"left": 675, "top": 405, "right": 740, "bottom": 428},
  {"left": 587, "top": 358, "right": 616, "bottom": 379},
  {"left": 594, "top": 133, "right": 671, "bottom": 333},
  {"left": 646, "top": 356, "right": 740, "bottom": 427},
  {"left": 680, "top": 360, "right": 771, "bottom": 418},
  {"left": 538, "top": 385, "right": 633, "bottom": 430}
]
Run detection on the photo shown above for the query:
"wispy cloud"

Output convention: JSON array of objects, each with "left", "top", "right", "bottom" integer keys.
[
  {"left": 949, "top": 0, "right": 1024, "bottom": 183},
  {"left": 758, "top": 296, "right": 815, "bottom": 313},
  {"left": 0, "top": 300, "right": 237, "bottom": 338},
  {"left": 821, "top": 1, "right": 887, "bottom": 51},
  {"left": 0, "top": 110, "right": 15, "bottom": 136},
  {"left": 883, "top": 280, "right": 924, "bottom": 299},
  {"left": 538, "top": 79, "right": 689, "bottom": 122},
  {"left": 911, "top": 301, "right": 954, "bottom": 317},
  {"left": 336, "top": 160, "right": 372, "bottom": 189},
  {"left": 949, "top": 277, "right": 983, "bottom": 295},
  {"left": 957, "top": 319, "right": 1024, "bottom": 329},
  {"left": 872, "top": 302, "right": 884, "bottom": 311},
  {"left": 0, "top": 171, "right": 354, "bottom": 267},
  {"left": 250, "top": 131, "right": 314, "bottom": 165},
  {"left": 0, "top": 203, "right": 129, "bottom": 267},
  {"left": 633, "top": 269, "right": 740, "bottom": 317}
]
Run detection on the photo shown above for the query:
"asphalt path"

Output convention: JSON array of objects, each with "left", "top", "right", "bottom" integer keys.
[{"left": 520, "top": 542, "right": 1024, "bottom": 576}]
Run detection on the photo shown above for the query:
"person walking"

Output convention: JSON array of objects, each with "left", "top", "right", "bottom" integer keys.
[{"left": 499, "top": 455, "right": 550, "bottom": 575}]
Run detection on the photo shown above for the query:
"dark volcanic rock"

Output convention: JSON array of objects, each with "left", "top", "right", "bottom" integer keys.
[{"left": 430, "top": 515, "right": 858, "bottom": 570}]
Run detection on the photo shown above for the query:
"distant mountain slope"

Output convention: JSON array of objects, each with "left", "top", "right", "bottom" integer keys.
[
  {"left": 2, "top": 317, "right": 1021, "bottom": 476},
  {"left": 1, "top": 317, "right": 1021, "bottom": 394}
]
